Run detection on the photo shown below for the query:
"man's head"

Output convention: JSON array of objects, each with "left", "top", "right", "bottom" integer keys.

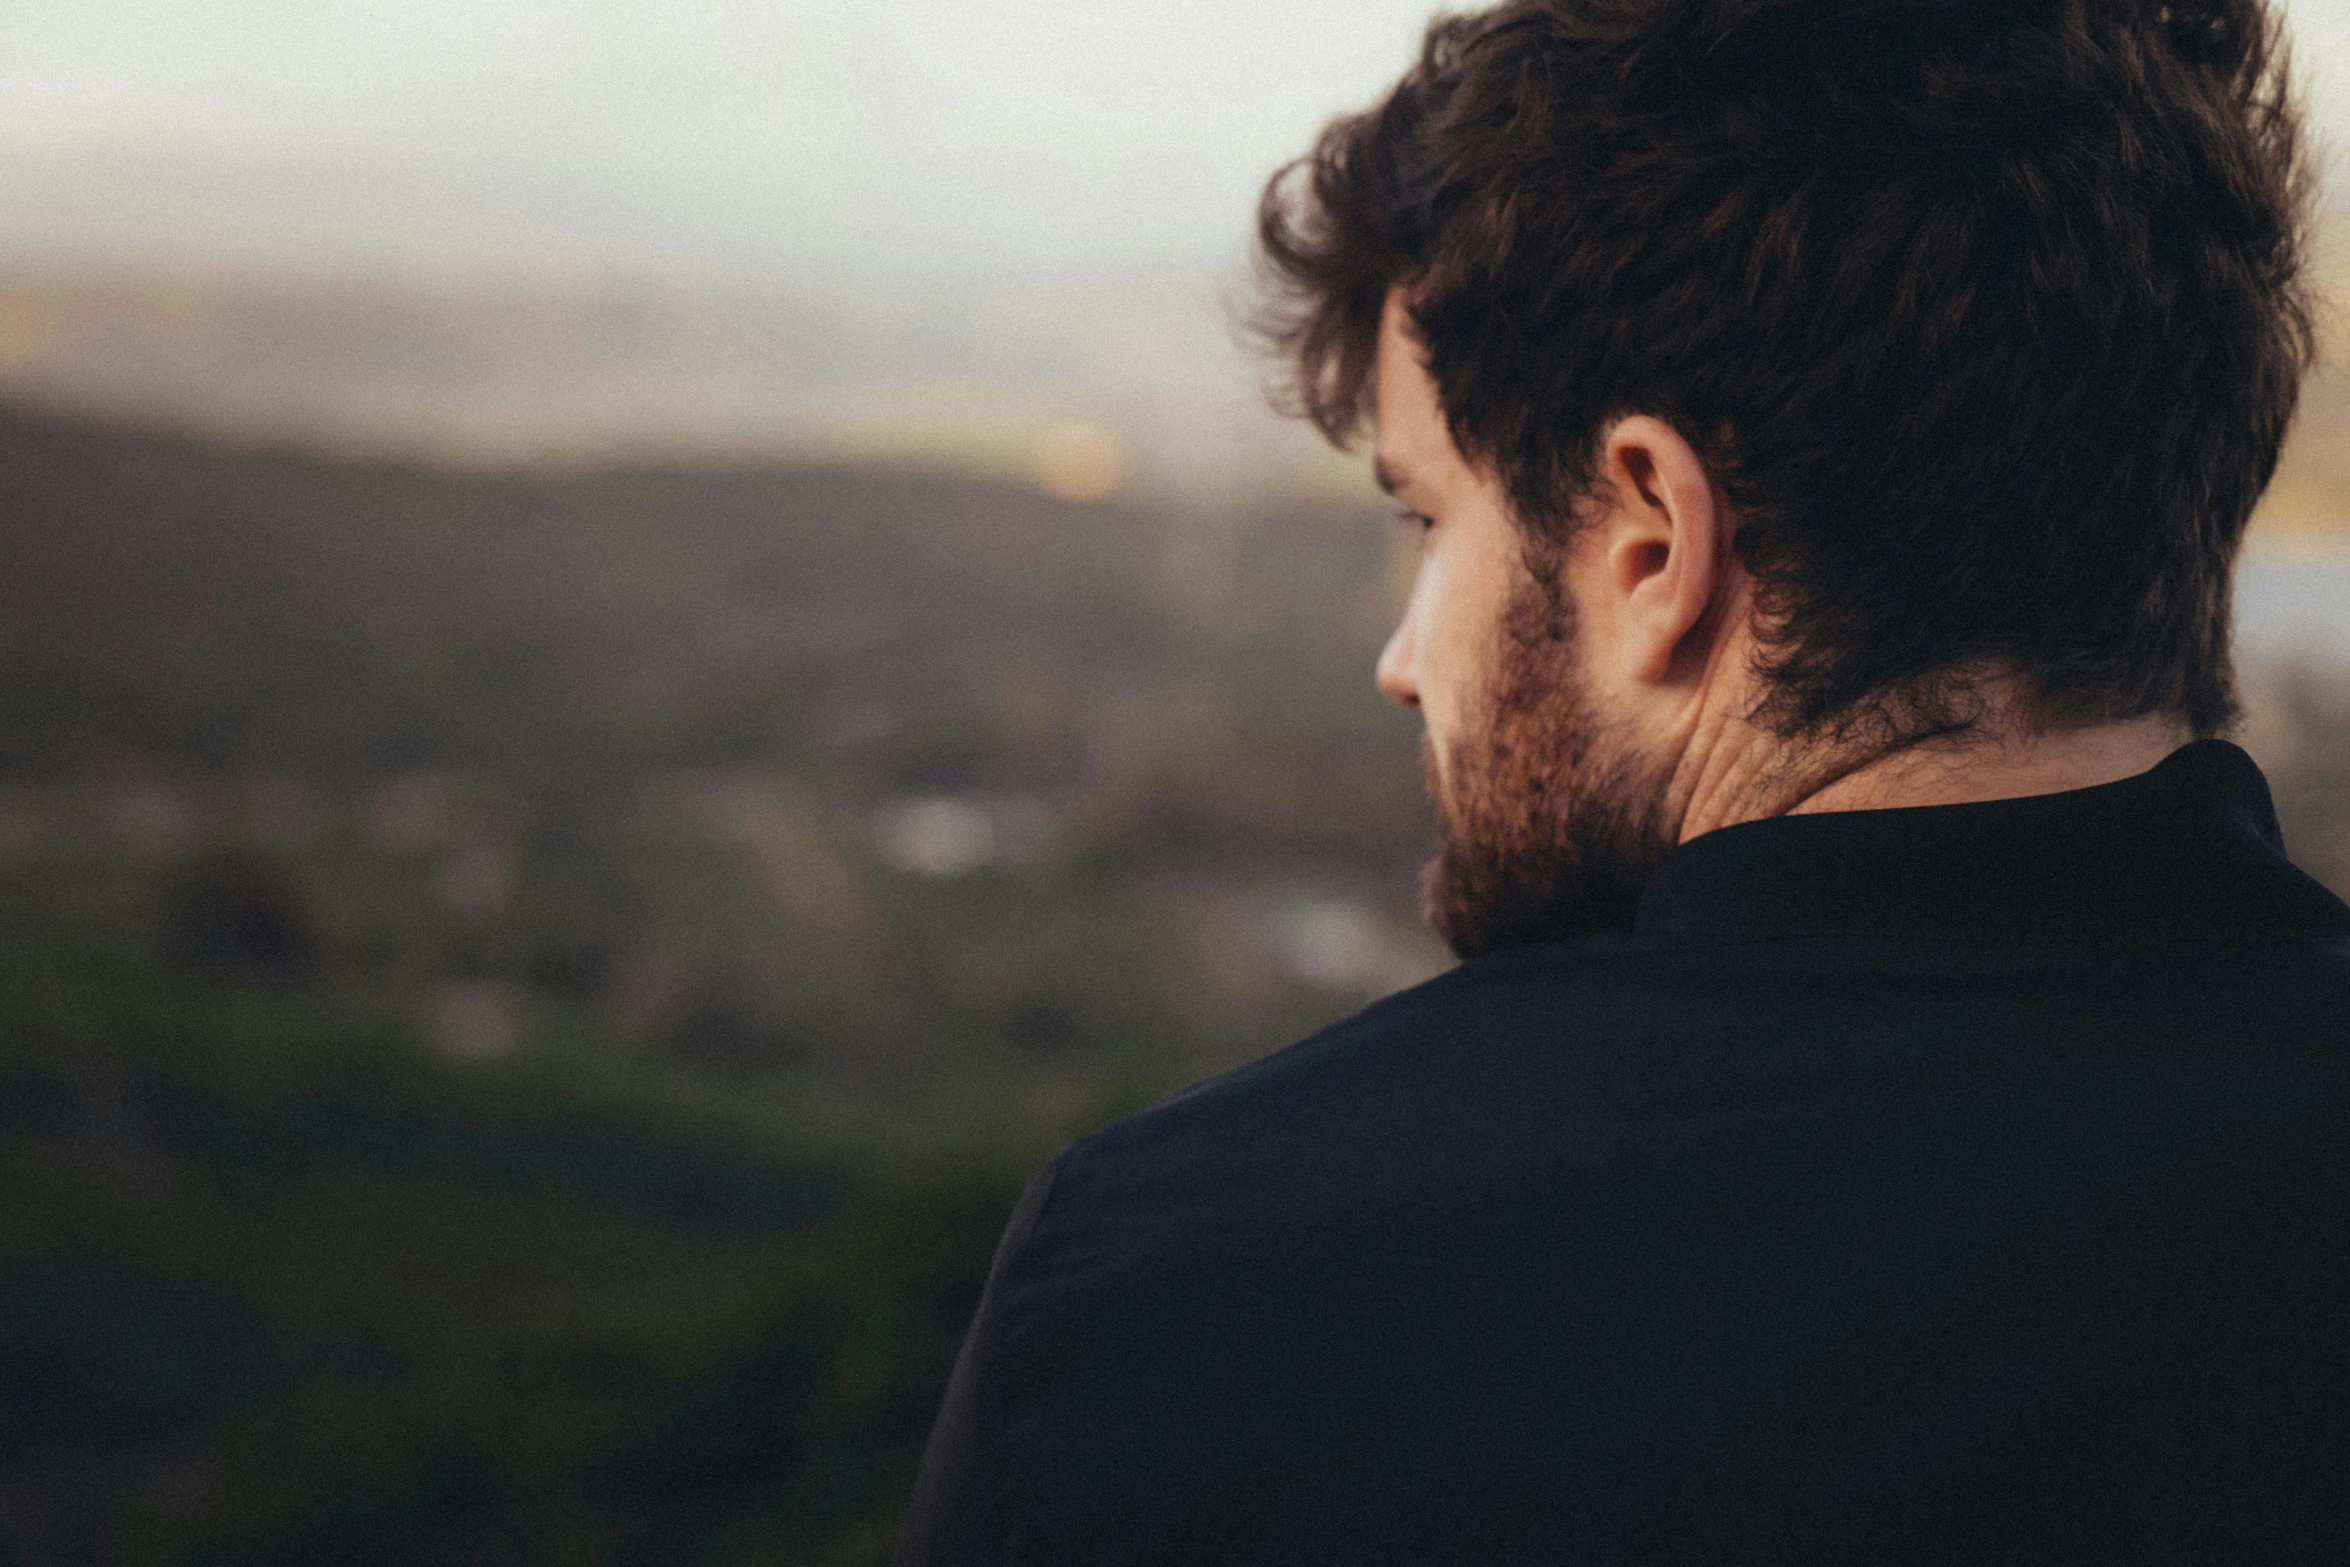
[{"left": 1260, "top": 0, "right": 2313, "bottom": 956}]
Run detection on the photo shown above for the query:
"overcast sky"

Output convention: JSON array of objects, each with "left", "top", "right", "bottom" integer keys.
[
  {"left": 4, "top": 0, "right": 2350, "bottom": 291},
  {"left": 0, "top": 0, "right": 1442, "bottom": 288}
]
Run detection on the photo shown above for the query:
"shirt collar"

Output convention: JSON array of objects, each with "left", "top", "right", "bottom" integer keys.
[{"left": 1634, "top": 740, "right": 2350, "bottom": 949}]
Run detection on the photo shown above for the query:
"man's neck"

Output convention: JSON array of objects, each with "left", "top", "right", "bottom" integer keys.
[
  {"left": 1670, "top": 695, "right": 2196, "bottom": 843},
  {"left": 1786, "top": 712, "right": 2195, "bottom": 817}
]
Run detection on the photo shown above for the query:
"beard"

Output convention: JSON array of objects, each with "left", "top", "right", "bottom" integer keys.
[{"left": 1421, "top": 550, "right": 1677, "bottom": 960}]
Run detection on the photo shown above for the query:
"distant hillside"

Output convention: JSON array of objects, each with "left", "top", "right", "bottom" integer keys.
[
  {"left": 0, "top": 400, "right": 1454, "bottom": 1567},
  {"left": 0, "top": 400, "right": 1431, "bottom": 869}
]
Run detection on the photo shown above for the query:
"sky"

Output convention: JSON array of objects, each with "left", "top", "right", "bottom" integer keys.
[
  {"left": 12, "top": 0, "right": 2350, "bottom": 293},
  {"left": 4, "top": 0, "right": 2322, "bottom": 294},
  {"left": 0, "top": 0, "right": 1455, "bottom": 289}
]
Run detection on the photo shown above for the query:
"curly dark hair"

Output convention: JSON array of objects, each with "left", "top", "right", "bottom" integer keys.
[{"left": 1255, "top": 0, "right": 2314, "bottom": 742}]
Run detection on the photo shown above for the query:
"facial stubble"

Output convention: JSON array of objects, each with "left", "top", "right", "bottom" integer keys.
[{"left": 1421, "top": 546, "right": 1677, "bottom": 960}]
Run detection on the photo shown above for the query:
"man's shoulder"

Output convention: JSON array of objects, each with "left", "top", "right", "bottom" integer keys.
[
  {"left": 957, "top": 929, "right": 2350, "bottom": 1561},
  {"left": 1020, "top": 934, "right": 1665, "bottom": 1266},
  {"left": 1136, "top": 931, "right": 1654, "bottom": 1130},
  {"left": 1021, "top": 928, "right": 2350, "bottom": 1283}
]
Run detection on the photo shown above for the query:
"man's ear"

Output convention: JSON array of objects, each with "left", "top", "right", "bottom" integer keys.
[{"left": 1590, "top": 416, "right": 1731, "bottom": 687}]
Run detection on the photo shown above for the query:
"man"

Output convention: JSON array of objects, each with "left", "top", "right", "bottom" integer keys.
[{"left": 898, "top": 0, "right": 2350, "bottom": 1560}]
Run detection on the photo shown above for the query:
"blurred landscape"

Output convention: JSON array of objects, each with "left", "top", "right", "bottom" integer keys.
[
  {"left": 8, "top": 0, "right": 2350, "bottom": 1551},
  {"left": 0, "top": 262, "right": 1369, "bottom": 497},
  {"left": 0, "top": 291, "right": 1457, "bottom": 1563}
]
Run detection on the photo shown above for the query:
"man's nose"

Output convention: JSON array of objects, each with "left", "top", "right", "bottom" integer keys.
[{"left": 1377, "top": 617, "right": 1420, "bottom": 709}]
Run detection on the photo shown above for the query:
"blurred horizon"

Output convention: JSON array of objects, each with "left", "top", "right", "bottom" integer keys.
[
  {"left": 0, "top": 0, "right": 1445, "bottom": 502},
  {"left": 3, "top": 0, "right": 2350, "bottom": 534}
]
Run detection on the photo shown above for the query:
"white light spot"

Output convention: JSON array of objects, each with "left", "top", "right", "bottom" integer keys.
[
  {"left": 427, "top": 982, "right": 525, "bottom": 1061},
  {"left": 874, "top": 796, "right": 998, "bottom": 878}
]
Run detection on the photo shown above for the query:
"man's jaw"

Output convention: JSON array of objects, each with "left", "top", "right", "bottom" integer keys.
[{"left": 1415, "top": 710, "right": 1681, "bottom": 959}]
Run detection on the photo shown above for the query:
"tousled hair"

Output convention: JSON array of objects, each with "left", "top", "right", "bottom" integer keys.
[{"left": 1255, "top": 0, "right": 2314, "bottom": 741}]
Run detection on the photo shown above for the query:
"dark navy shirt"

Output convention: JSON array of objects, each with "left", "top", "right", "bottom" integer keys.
[{"left": 897, "top": 743, "right": 2350, "bottom": 1565}]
